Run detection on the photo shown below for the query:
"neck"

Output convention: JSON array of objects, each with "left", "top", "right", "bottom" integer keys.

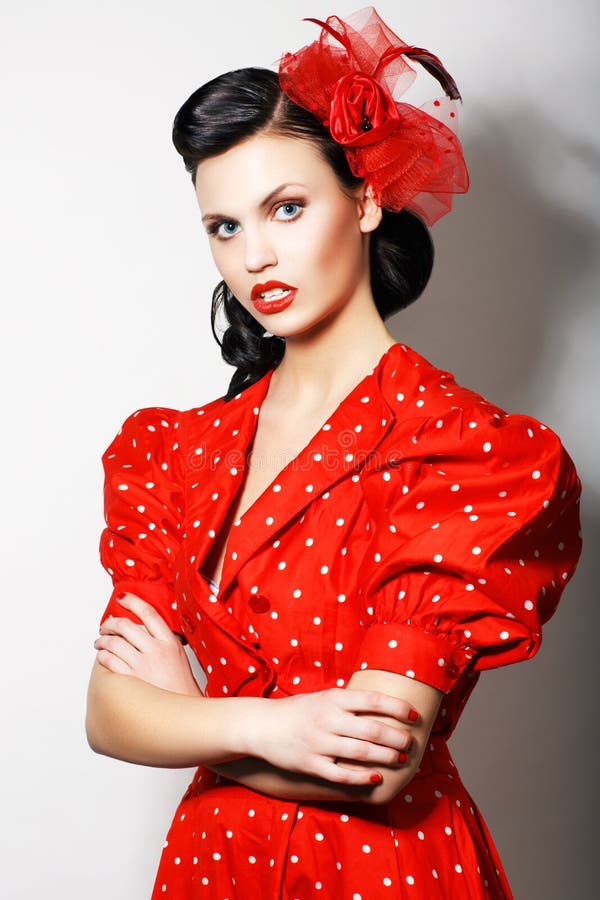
[{"left": 267, "top": 298, "right": 396, "bottom": 412}]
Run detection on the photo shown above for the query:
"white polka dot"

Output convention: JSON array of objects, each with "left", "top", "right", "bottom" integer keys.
[
  {"left": 362, "top": 844, "right": 371, "bottom": 853},
  {"left": 499, "top": 630, "right": 510, "bottom": 640},
  {"left": 472, "top": 546, "right": 482, "bottom": 555}
]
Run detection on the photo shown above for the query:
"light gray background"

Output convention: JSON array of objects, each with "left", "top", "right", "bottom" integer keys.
[{"left": 1, "top": 1, "right": 598, "bottom": 897}]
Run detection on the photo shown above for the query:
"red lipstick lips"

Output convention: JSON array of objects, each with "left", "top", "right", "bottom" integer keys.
[{"left": 251, "top": 280, "right": 297, "bottom": 314}]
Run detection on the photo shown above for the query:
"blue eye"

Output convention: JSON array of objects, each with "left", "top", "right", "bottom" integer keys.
[
  {"left": 274, "top": 202, "right": 303, "bottom": 221},
  {"left": 216, "top": 221, "right": 240, "bottom": 239}
]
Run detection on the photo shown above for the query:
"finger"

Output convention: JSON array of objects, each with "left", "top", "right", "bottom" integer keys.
[
  {"left": 115, "top": 594, "right": 173, "bottom": 640},
  {"left": 312, "top": 758, "right": 383, "bottom": 787},
  {"left": 339, "top": 689, "right": 419, "bottom": 723},
  {"left": 99, "top": 617, "right": 152, "bottom": 653},
  {"left": 342, "top": 715, "right": 412, "bottom": 751},
  {"left": 94, "top": 634, "right": 140, "bottom": 669},
  {"left": 332, "top": 736, "right": 408, "bottom": 768},
  {"left": 95, "top": 648, "right": 132, "bottom": 676}
]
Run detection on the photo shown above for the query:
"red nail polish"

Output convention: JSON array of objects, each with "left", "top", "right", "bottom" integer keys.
[
  {"left": 369, "top": 773, "right": 383, "bottom": 784},
  {"left": 397, "top": 752, "right": 408, "bottom": 764},
  {"left": 408, "top": 709, "right": 419, "bottom": 722}
]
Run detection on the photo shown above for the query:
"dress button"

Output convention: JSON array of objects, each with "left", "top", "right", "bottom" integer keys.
[
  {"left": 249, "top": 593, "right": 270, "bottom": 613},
  {"left": 181, "top": 613, "right": 195, "bottom": 634}
]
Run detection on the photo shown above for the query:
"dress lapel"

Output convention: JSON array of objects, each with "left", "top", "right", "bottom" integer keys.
[{"left": 185, "top": 349, "right": 399, "bottom": 601}]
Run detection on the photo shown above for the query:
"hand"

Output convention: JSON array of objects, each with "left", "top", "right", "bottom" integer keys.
[
  {"left": 249, "top": 688, "right": 417, "bottom": 786},
  {"left": 93, "top": 593, "right": 202, "bottom": 697}
]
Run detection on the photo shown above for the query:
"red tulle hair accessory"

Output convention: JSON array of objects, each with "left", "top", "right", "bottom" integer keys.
[{"left": 277, "top": 6, "right": 470, "bottom": 225}]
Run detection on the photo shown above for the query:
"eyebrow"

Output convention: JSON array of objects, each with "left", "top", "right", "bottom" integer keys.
[{"left": 201, "top": 182, "right": 307, "bottom": 225}]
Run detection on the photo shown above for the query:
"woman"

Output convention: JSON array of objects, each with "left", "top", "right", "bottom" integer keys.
[{"left": 86, "top": 8, "right": 583, "bottom": 898}]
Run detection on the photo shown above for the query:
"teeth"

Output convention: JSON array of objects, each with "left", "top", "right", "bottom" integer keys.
[{"left": 259, "top": 288, "right": 291, "bottom": 300}]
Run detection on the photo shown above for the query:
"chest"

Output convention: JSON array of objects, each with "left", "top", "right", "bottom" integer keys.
[{"left": 200, "top": 409, "right": 332, "bottom": 587}]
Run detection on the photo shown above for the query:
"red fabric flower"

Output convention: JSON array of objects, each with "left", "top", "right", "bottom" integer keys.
[
  {"left": 277, "top": 7, "right": 470, "bottom": 225},
  {"left": 329, "top": 72, "right": 400, "bottom": 147}
]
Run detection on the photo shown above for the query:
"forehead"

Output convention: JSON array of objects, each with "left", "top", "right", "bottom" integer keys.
[{"left": 194, "top": 133, "right": 331, "bottom": 208}]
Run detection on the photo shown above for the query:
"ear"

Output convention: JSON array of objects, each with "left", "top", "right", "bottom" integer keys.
[{"left": 357, "top": 181, "right": 383, "bottom": 234}]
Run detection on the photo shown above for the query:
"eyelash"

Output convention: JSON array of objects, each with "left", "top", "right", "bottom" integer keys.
[{"left": 207, "top": 200, "right": 306, "bottom": 241}]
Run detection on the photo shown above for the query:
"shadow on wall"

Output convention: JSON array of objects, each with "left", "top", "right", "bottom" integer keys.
[
  {"left": 389, "top": 102, "right": 598, "bottom": 900},
  {"left": 397, "top": 101, "right": 599, "bottom": 413}
]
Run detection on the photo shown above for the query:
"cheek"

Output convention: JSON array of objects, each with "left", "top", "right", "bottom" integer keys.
[
  {"left": 209, "top": 243, "right": 242, "bottom": 287},
  {"left": 297, "top": 207, "right": 362, "bottom": 285}
]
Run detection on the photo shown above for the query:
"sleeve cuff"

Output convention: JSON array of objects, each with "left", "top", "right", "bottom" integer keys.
[{"left": 352, "top": 622, "right": 472, "bottom": 693}]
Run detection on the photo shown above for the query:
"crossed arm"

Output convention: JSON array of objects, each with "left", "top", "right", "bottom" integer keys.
[{"left": 87, "top": 594, "right": 443, "bottom": 805}]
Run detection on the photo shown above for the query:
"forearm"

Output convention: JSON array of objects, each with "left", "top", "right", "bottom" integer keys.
[
  {"left": 207, "top": 672, "right": 439, "bottom": 805},
  {"left": 208, "top": 757, "right": 378, "bottom": 803},
  {"left": 85, "top": 660, "right": 266, "bottom": 768}
]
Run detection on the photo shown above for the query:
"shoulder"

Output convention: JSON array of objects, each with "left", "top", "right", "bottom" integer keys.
[
  {"left": 378, "top": 342, "right": 502, "bottom": 427},
  {"left": 377, "top": 342, "right": 568, "bottom": 457},
  {"left": 102, "top": 405, "right": 189, "bottom": 463},
  {"left": 367, "top": 344, "right": 581, "bottom": 513}
]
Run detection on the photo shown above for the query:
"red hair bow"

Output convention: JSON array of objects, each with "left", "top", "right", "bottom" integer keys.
[{"left": 277, "top": 6, "right": 470, "bottom": 225}]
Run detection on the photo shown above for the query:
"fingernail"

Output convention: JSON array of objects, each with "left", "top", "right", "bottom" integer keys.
[
  {"left": 408, "top": 709, "right": 419, "bottom": 722},
  {"left": 369, "top": 773, "right": 383, "bottom": 784}
]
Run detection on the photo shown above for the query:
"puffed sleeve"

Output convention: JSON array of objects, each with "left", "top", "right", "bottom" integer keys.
[
  {"left": 98, "top": 406, "right": 186, "bottom": 637},
  {"left": 353, "top": 403, "right": 582, "bottom": 693}
]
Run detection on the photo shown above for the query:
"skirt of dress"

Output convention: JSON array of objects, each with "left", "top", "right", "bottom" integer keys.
[{"left": 150, "top": 734, "right": 513, "bottom": 899}]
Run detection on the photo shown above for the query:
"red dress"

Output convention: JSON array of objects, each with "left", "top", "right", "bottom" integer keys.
[{"left": 98, "top": 341, "right": 582, "bottom": 898}]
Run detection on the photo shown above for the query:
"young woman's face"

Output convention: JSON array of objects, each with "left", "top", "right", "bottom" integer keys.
[{"left": 194, "top": 133, "right": 378, "bottom": 338}]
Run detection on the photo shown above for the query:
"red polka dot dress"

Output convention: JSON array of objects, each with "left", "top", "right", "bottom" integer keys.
[{"left": 98, "top": 342, "right": 582, "bottom": 898}]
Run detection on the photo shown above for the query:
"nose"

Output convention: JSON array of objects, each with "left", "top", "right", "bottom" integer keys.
[{"left": 244, "top": 226, "right": 277, "bottom": 273}]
